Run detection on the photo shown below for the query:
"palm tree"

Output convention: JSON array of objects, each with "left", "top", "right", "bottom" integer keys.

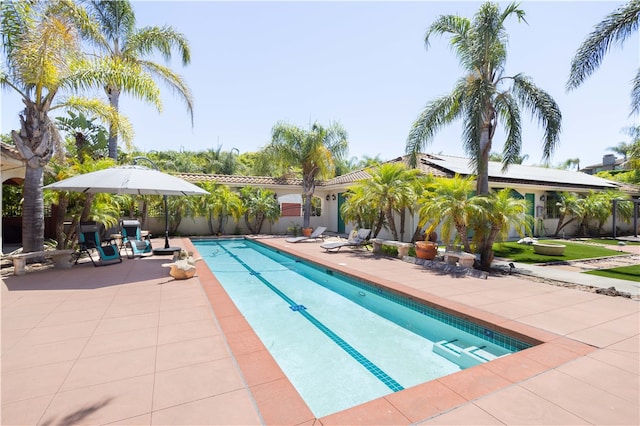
[
  {"left": 608, "top": 141, "right": 633, "bottom": 160},
  {"left": 1, "top": 0, "right": 132, "bottom": 253},
  {"left": 239, "top": 187, "right": 280, "bottom": 234},
  {"left": 553, "top": 192, "right": 583, "bottom": 236},
  {"left": 259, "top": 121, "right": 348, "bottom": 229},
  {"left": 406, "top": 2, "right": 562, "bottom": 196},
  {"left": 83, "top": 0, "right": 194, "bottom": 160},
  {"left": 197, "top": 182, "right": 243, "bottom": 234},
  {"left": 489, "top": 152, "right": 529, "bottom": 164},
  {"left": 340, "top": 186, "right": 378, "bottom": 231},
  {"left": 359, "top": 163, "right": 420, "bottom": 240},
  {"left": 471, "top": 188, "right": 531, "bottom": 268},
  {"left": 560, "top": 158, "right": 581, "bottom": 170},
  {"left": 417, "top": 175, "right": 480, "bottom": 253},
  {"left": 567, "top": 0, "right": 640, "bottom": 114}
]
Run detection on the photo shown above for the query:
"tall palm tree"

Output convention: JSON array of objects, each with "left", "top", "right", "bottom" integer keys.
[
  {"left": 1, "top": 0, "right": 132, "bottom": 253},
  {"left": 83, "top": 0, "right": 194, "bottom": 160},
  {"left": 259, "top": 121, "right": 348, "bottom": 229},
  {"left": 406, "top": 2, "right": 562, "bottom": 196},
  {"left": 567, "top": 0, "right": 640, "bottom": 114}
]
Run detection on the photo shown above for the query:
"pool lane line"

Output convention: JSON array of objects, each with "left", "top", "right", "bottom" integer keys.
[{"left": 215, "top": 242, "right": 404, "bottom": 393}]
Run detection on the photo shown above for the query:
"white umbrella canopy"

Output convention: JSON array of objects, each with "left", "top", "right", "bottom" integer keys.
[
  {"left": 44, "top": 165, "right": 208, "bottom": 253},
  {"left": 43, "top": 165, "right": 207, "bottom": 196}
]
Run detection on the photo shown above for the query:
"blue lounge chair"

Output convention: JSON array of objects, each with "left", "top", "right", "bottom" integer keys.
[
  {"left": 77, "top": 222, "right": 122, "bottom": 266},
  {"left": 285, "top": 226, "right": 327, "bottom": 243},
  {"left": 121, "top": 219, "right": 153, "bottom": 258},
  {"left": 321, "top": 229, "right": 371, "bottom": 252}
]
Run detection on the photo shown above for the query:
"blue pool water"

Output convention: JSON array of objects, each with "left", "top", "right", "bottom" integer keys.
[{"left": 193, "top": 239, "right": 531, "bottom": 417}]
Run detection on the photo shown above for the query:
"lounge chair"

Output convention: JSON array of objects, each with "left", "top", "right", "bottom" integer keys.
[
  {"left": 285, "top": 226, "right": 327, "bottom": 243},
  {"left": 321, "top": 229, "right": 371, "bottom": 252},
  {"left": 76, "top": 222, "right": 122, "bottom": 266},
  {"left": 121, "top": 219, "right": 153, "bottom": 258}
]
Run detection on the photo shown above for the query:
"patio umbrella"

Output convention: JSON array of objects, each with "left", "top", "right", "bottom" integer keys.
[{"left": 44, "top": 165, "right": 208, "bottom": 253}]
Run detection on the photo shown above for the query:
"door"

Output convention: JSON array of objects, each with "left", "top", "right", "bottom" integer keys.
[{"left": 337, "top": 193, "right": 346, "bottom": 234}]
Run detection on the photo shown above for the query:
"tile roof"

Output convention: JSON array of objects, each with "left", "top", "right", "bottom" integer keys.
[
  {"left": 177, "top": 173, "right": 306, "bottom": 187},
  {"left": 175, "top": 153, "right": 637, "bottom": 195},
  {"left": 1, "top": 142, "right": 22, "bottom": 161}
]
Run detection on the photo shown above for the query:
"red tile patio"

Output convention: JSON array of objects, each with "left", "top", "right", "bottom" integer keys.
[{"left": 1, "top": 236, "right": 638, "bottom": 425}]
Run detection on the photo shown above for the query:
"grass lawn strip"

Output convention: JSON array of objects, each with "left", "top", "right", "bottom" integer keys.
[
  {"left": 579, "top": 238, "right": 640, "bottom": 246},
  {"left": 584, "top": 265, "right": 640, "bottom": 282},
  {"left": 493, "top": 240, "right": 622, "bottom": 264}
]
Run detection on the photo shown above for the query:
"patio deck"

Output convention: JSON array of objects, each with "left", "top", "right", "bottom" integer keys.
[{"left": 1, "top": 236, "right": 638, "bottom": 425}]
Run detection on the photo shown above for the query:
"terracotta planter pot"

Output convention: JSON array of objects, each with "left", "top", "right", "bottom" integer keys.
[
  {"left": 302, "top": 227, "right": 313, "bottom": 237},
  {"left": 415, "top": 241, "right": 438, "bottom": 260}
]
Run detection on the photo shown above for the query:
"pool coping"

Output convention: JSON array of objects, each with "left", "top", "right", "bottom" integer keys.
[{"left": 186, "top": 237, "right": 597, "bottom": 425}]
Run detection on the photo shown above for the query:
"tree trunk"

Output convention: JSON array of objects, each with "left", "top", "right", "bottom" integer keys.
[
  {"left": 455, "top": 222, "right": 472, "bottom": 253},
  {"left": 12, "top": 102, "right": 56, "bottom": 253},
  {"left": 216, "top": 213, "right": 227, "bottom": 234},
  {"left": 302, "top": 176, "right": 315, "bottom": 229},
  {"left": 479, "top": 227, "right": 500, "bottom": 270},
  {"left": 385, "top": 207, "right": 398, "bottom": 240},
  {"left": 207, "top": 212, "right": 215, "bottom": 235},
  {"left": 477, "top": 114, "right": 494, "bottom": 195},
  {"left": 373, "top": 211, "right": 385, "bottom": 238},
  {"left": 22, "top": 165, "right": 46, "bottom": 253},
  {"left": 106, "top": 86, "right": 120, "bottom": 161},
  {"left": 55, "top": 195, "right": 69, "bottom": 249}
]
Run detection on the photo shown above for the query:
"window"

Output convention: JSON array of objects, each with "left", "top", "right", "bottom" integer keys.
[{"left": 544, "top": 192, "right": 560, "bottom": 219}]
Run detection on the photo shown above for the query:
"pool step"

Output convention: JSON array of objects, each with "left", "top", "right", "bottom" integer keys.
[{"left": 433, "top": 339, "right": 501, "bottom": 369}]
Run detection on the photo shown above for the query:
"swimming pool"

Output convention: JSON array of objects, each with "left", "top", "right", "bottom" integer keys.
[{"left": 194, "top": 238, "right": 531, "bottom": 417}]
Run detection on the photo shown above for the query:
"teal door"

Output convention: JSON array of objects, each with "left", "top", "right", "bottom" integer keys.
[
  {"left": 525, "top": 193, "right": 535, "bottom": 218},
  {"left": 337, "top": 193, "right": 345, "bottom": 234}
]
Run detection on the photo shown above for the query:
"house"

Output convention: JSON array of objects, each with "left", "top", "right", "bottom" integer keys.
[
  {"left": 173, "top": 153, "right": 639, "bottom": 240},
  {"left": 580, "top": 154, "right": 628, "bottom": 175},
  {"left": 2, "top": 145, "right": 638, "bottom": 247}
]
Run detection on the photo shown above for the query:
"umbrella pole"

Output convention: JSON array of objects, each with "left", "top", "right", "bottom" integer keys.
[
  {"left": 163, "top": 195, "right": 170, "bottom": 249},
  {"left": 132, "top": 156, "right": 181, "bottom": 255}
]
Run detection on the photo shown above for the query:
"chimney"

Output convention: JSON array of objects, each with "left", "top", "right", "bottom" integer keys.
[{"left": 602, "top": 154, "right": 616, "bottom": 166}]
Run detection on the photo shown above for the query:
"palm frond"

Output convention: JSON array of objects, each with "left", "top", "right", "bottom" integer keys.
[
  {"left": 631, "top": 67, "right": 640, "bottom": 115},
  {"left": 54, "top": 95, "right": 135, "bottom": 145},
  {"left": 84, "top": 0, "right": 135, "bottom": 49},
  {"left": 126, "top": 25, "right": 191, "bottom": 65},
  {"left": 138, "top": 60, "right": 194, "bottom": 124},
  {"left": 64, "top": 58, "right": 162, "bottom": 110},
  {"left": 425, "top": 15, "right": 472, "bottom": 67},
  {"left": 494, "top": 91, "right": 522, "bottom": 171},
  {"left": 567, "top": 0, "right": 640, "bottom": 90},
  {"left": 48, "top": 0, "right": 107, "bottom": 49},
  {"left": 511, "top": 74, "right": 562, "bottom": 163},
  {"left": 406, "top": 85, "right": 464, "bottom": 166}
]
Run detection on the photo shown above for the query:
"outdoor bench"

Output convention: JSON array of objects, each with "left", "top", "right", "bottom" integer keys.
[
  {"left": 371, "top": 238, "right": 413, "bottom": 258},
  {"left": 5, "top": 249, "right": 75, "bottom": 276},
  {"left": 444, "top": 251, "right": 476, "bottom": 267}
]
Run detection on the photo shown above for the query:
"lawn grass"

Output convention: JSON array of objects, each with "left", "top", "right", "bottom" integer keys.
[
  {"left": 581, "top": 238, "right": 640, "bottom": 246},
  {"left": 584, "top": 265, "right": 640, "bottom": 282},
  {"left": 492, "top": 240, "right": 622, "bottom": 264}
]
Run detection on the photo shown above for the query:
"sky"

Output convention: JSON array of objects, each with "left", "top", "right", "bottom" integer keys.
[{"left": 1, "top": 1, "right": 638, "bottom": 170}]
